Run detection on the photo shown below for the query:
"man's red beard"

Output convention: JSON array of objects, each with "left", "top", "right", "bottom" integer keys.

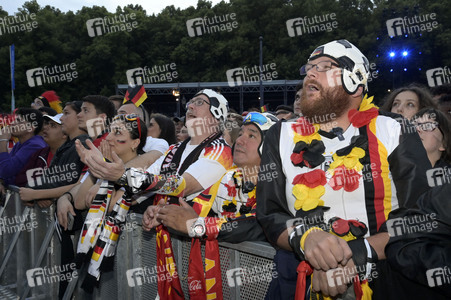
[{"left": 300, "top": 79, "right": 350, "bottom": 124}]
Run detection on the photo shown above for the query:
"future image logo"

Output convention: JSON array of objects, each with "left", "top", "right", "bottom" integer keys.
[
  {"left": 426, "top": 167, "right": 451, "bottom": 187},
  {"left": 226, "top": 267, "right": 244, "bottom": 287},
  {"left": 426, "top": 266, "right": 451, "bottom": 287},
  {"left": 126, "top": 263, "right": 178, "bottom": 287},
  {"left": 26, "top": 63, "right": 78, "bottom": 87},
  {"left": 26, "top": 263, "right": 77, "bottom": 287},
  {"left": 0, "top": 13, "right": 38, "bottom": 35},
  {"left": 126, "top": 267, "right": 145, "bottom": 287},
  {"left": 0, "top": 212, "right": 38, "bottom": 235},
  {"left": 86, "top": 13, "right": 138, "bottom": 37},
  {"left": 26, "top": 163, "right": 79, "bottom": 188},
  {"left": 386, "top": 13, "right": 438, "bottom": 37},
  {"left": 126, "top": 63, "right": 178, "bottom": 85},
  {"left": 426, "top": 67, "right": 451, "bottom": 87},
  {"left": 226, "top": 263, "right": 276, "bottom": 287},
  {"left": 326, "top": 263, "right": 378, "bottom": 287},
  {"left": 86, "top": 117, "right": 105, "bottom": 138},
  {"left": 186, "top": 13, "right": 238, "bottom": 37},
  {"left": 226, "top": 63, "right": 278, "bottom": 87},
  {"left": 386, "top": 214, "right": 438, "bottom": 238},
  {"left": 286, "top": 13, "right": 338, "bottom": 37}
]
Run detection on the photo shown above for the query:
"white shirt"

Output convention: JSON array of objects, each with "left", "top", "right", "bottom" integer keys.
[
  {"left": 143, "top": 136, "right": 169, "bottom": 154},
  {"left": 146, "top": 139, "right": 231, "bottom": 200}
]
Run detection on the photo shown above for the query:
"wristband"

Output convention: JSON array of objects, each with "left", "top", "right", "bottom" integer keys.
[
  {"left": 288, "top": 224, "right": 306, "bottom": 259},
  {"left": 347, "top": 238, "right": 378, "bottom": 280},
  {"left": 63, "top": 192, "right": 74, "bottom": 204},
  {"left": 300, "top": 227, "right": 323, "bottom": 251},
  {"left": 288, "top": 225, "right": 323, "bottom": 261}
]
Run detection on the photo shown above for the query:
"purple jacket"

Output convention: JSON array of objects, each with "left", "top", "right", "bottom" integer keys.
[{"left": 0, "top": 135, "right": 47, "bottom": 186}]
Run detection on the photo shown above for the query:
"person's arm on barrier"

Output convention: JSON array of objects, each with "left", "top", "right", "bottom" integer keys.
[
  {"left": 142, "top": 200, "right": 166, "bottom": 231},
  {"left": 311, "top": 233, "right": 385, "bottom": 295},
  {"left": 217, "top": 215, "right": 266, "bottom": 243},
  {"left": 302, "top": 230, "right": 353, "bottom": 271},
  {"left": 74, "top": 172, "right": 96, "bottom": 210},
  {"left": 56, "top": 180, "right": 84, "bottom": 230},
  {"left": 312, "top": 259, "right": 357, "bottom": 297},
  {"left": 57, "top": 192, "right": 77, "bottom": 230},
  {"left": 19, "top": 183, "right": 78, "bottom": 202},
  {"left": 36, "top": 200, "right": 53, "bottom": 208},
  {"left": 154, "top": 198, "right": 199, "bottom": 234},
  {"left": 84, "top": 180, "right": 101, "bottom": 209}
]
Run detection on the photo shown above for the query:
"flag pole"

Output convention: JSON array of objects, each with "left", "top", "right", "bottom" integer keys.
[{"left": 10, "top": 44, "right": 15, "bottom": 112}]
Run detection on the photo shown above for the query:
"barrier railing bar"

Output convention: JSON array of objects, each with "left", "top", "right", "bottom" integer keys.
[
  {"left": 20, "top": 218, "right": 57, "bottom": 300},
  {"left": 219, "top": 241, "right": 276, "bottom": 259},
  {"left": 0, "top": 206, "right": 31, "bottom": 278},
  {"left": 62, "top": 269, "right": 79, "bottom": 300},
  {"left": 0, "top": 190, "right": 12, "bottom": 219},
  {"left": 232, "top": 246, "right": 241, "bottom": 299}
]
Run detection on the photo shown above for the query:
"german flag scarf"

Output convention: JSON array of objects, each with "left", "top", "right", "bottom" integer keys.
[
  {"left": 188, "top": 179, "right": 225, "bottom": 300},
  {"left": 75, "top": 179, "right": 132, "bottom": 293}
]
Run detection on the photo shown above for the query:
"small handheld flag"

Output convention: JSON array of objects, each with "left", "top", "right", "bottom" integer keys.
[
  {"left": 260, "top": 104, "right": 268, "bottom": 113},
  {"left": 123, "top": 84, "right": 147, "bottom": 107}
]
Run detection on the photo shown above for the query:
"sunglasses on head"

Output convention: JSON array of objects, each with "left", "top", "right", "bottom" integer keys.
[
  {"left": 243, "top": 112, "right": 269, "bottom": 126},
  {"left": 113, "top": 114, "right": 142, "bottom": 139}
]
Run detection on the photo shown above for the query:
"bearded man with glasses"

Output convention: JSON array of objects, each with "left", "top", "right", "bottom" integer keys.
[{"left": 257, "top": 39, "right": 432, "bottom": 299}]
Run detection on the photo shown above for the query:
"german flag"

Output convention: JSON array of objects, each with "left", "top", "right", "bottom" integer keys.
[{"left": 123, "top": 84, "right": 147, "bottom": 107}]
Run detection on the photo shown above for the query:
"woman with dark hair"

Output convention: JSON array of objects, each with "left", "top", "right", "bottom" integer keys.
[
  {"left": 72, "top": 114, "right": 148, "bottom": 293},
  {"left": 143, "top": 113, "right": 177, "bottom": 152},
  {"left": 412, "top": 108, "right": 451, "bottom": 168},
  {"left": 380, "top": 84, "right": 438, "bottom": 120},
  {"left": 148, "top": 113, "right": 177, "bottom": 144}
]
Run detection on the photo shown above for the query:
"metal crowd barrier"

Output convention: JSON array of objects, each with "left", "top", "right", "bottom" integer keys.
[
  {"left": 1, "top": 187, "right": 276, "bottom": 299},
  {"left": 0, "top": 185, "right": 60, "bottom": 299}
]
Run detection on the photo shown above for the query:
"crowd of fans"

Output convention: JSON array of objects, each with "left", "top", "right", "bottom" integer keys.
[{"left": 0, "top": 39, "right": 450, "bottom": 300}]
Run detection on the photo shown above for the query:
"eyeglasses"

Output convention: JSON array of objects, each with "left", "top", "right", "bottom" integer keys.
[
  {"left": 300, "top": 61, "right": 340, "bottom": 75},
  {"left": 414, "top": 121, "right": 439, "bottom": 132},
  {"left": 185, "top": 98, "right": 209, "bottom": 110},
  {"left": 243, "top": 112, "right": 269, "bottom": 126},
  {"left": 113, "top": 114, "right": 142, "bottom": 139}
]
